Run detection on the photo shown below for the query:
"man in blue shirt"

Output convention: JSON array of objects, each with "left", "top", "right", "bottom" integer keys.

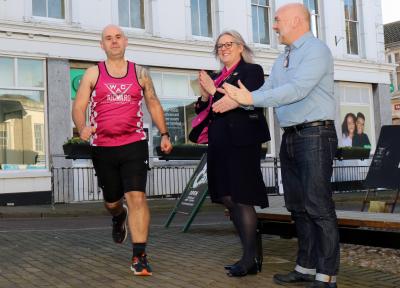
[{"left": 213, "top": 3, "right": 339, "bottom": 288}]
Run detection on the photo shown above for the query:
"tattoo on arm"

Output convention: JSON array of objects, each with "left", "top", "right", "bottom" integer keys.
[{"left": 137, "top": 64, "right": 158, "bottom": 101}]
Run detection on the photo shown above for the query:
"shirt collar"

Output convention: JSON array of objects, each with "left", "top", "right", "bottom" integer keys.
[{"left": 286, "top": 31, "right": 314, "bottom": 50}]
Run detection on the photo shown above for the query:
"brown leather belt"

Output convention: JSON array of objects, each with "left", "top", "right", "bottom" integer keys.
[{"left": 283, "top": 120, "right": 334, "bottom": 133}]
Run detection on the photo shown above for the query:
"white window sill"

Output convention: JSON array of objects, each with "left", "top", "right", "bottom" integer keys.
[{"left": 0, "top": 170, "right": 51, "bottom": 179}]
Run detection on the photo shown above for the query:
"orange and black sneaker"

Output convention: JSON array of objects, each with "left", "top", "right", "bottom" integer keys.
[{"left": 130, "top": 253, "right": 153, "bottom": 276}]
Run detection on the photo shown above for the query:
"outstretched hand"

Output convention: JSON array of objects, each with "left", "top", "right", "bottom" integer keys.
[
  {"left": 212, "top": 88, "right": 240, "bottom": 113},
  {"left": 222, "top": 80, "right": 254, "bottom": 106}
]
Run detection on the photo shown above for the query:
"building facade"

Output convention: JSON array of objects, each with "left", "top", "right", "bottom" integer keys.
[
  {"left": 383, "top": 20, "right": 400, "bottom": 124},
  {"left": 0, "top": 0, "right": 392, "bottom": 203}
]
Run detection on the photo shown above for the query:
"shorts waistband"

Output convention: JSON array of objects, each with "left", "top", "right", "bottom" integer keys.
[{"left": 283, "top": 120, "right": 334, "bottom": 133}]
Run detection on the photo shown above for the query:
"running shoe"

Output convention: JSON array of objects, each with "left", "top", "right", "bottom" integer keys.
[
  {"left": 111, "top": 204, "right": 128, "bottom": 244},
  {"left": 130, "top": 253, "right": 153, "bottom": 276}
]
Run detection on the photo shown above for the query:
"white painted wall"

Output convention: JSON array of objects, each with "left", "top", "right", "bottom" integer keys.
[
  {"left": 157, "top": 0, "right": 187, "bottom": 40},
  {"left": 0, "top": 0, "right": 389, "bottom": 71}
]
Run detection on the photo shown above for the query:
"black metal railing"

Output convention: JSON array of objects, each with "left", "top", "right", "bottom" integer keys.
[{"left": 51, "top": 158, "right": 371, "bottom": 204}]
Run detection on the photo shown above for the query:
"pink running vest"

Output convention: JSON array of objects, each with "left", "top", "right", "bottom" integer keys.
[{"left": 90, "top": 61, "right": 146, "bottom": 146}]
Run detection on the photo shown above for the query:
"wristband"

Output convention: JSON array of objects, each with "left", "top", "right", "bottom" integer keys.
[{"left": 160, "top": 132, "right": 170, "bottom": 138}]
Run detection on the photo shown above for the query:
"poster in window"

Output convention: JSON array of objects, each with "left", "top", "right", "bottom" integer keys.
[{"left": 339, "top": 106, "right": 372, "bottom": 148}]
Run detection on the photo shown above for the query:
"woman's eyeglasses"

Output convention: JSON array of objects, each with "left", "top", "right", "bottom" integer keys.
[{"left": 216, "top": 42, "right": 238, "bottom": 50}]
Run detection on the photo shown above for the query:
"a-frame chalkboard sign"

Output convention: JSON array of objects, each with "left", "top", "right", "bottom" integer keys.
[
  {"left": 362, "top": 125, "right": 400, "bottom": 212},
  {"left": 165, "top": 153, "right": 208, "bottom": 232}
]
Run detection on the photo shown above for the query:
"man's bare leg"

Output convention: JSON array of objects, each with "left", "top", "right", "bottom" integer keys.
[
  {"left": 125, "top": 191, "right": 152, "bottom": 276},
  {"left": 124, "top": 191, "right": 150, "bottom": 243}
]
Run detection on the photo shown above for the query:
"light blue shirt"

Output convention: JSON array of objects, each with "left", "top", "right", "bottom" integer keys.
[{"left": 252, "top": 32, "right": 336, "bottom": 127}]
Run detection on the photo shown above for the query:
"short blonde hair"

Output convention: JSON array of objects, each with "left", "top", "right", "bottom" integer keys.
[{"left": 213, "top": 30, "right": 254, "bottom": 63}]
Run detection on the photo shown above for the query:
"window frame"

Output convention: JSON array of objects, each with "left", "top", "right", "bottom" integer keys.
[
  {"left": 149, "top": 69, "right": 198, "bottom": 152},
  {"left": 190, "top": 0, "right": 214, "bottom": 40},
  {"left": 303, "top": 0, "right": 321, "bottom": 39},
  {"left": 117, "top": 0, "right": 149, "bottom": 32},
  {"left": 251, "top": 0, "right": 272, "bottom": 46},
  {"left": 344, "top": 0, "right": 360, "bottom": 56},
  {"left": 30, "top": 0, "right": 70, "bottom": 23},
  {"left": 0, "top": 55, "right": 48, "bottom": 171}
]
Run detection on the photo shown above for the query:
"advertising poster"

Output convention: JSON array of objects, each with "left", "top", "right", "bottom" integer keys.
[{"left": 339, "top": 106, "right": 372, "bottom": 149}]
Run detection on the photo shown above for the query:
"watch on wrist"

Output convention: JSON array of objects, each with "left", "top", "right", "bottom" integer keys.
[{"left": 160, "top": 131, "right": 170, "bottom": 138}]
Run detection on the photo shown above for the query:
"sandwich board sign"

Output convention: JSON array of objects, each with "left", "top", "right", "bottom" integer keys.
[{"left": 164, "top": 153, "right": 208, "bottom": 232}]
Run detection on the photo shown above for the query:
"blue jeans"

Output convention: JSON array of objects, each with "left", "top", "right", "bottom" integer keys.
[{"left": 279, "top": 125, "right": 339, "bottom": 276}]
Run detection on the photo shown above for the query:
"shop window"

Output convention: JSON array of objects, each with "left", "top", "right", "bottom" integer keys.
[
  {"left": 0, "top": 58, "right": 14, "bottom": 87},
  {"left": 149, "top": 69, "right": 273, "bottom": 158},
  {"left": 32, "top": 0, "right": 65, "bottom": 19},
  {"left": 252, "top": 0, "right": 271, "bottom": 45},
  {"left": 191, "top": 0, "right": 212, "bottom": 38},
  {"left": 337, "top": 83, "right": 374, "bottom": 149},
  {"left": 34, "top": 124, "right": 44, "bottom": 152},
  {"left": 0, "top": 130, "right": 7, "bottom": 149},
  {"left": 118, "top": 0, "right": 145, "bottom": 29},
  {"left": 150, "top": 71, "right": 197, "bottom": 154},
  {"left": 0, "top": 57, "right": 46, "bottom": 170}
]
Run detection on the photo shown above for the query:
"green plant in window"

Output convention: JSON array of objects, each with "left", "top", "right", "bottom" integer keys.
[{"left": 64, "top": 137, "right": 89, "bottom": 145}]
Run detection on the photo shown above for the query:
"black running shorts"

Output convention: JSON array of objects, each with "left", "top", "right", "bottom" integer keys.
[{"left": 92, "top": 140, "right": 149, "bottom": 203}]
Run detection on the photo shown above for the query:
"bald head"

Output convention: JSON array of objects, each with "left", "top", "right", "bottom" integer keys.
[
  {"left": 273, "top": 3, "right": 311, "bottom": 45},
  {"left": 278, "top": 3, "right": 311, "bottom": 29},
  {"left": 101, "top": 24, "right": 126, "bottom": 40}
]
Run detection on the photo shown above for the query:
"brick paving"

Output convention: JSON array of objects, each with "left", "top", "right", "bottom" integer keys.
[
  {"left": 0, "top": 201, "right": 400, "bottom": 288},
  {"left": 0, "top": 206, "right": 399, "bottom": 288}
]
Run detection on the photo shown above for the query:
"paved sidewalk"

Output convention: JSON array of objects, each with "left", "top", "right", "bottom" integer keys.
[{"left": 0, "top": 200, "right": 399, "bottom": 288}]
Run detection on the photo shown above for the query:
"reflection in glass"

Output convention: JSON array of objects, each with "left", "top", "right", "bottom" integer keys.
[
  {"left": 0, "top": 90, "right": 46, "bottom": 169},
  {"left": 163, "top": 74, "right": 188, "bottom": 98},
  {"left": 191, "top": 0, "right": 200, "bottom": 36},
  {"left": 252, "top": 1, "right": 270, "bottom": 44},
  {"left": 33, "top": 0, "right": 64, "bottom": 19},
  {"left": 304, "top": 0, "right": 319, "bottom": 37},
  {"left": 32, "top": 0, "right": 46, "bottom": 17},
  {"left": 252, "top": 6, "right": 259, "bottom": 43},
  {"left": 130, "top": 0, "right": 145, "bottom": 29},
  {"left": 189, "top": 75, "right": 200, "bottom": 97},
  {"left": 344, "top": 0, "right": 359, "bottom": 55},
  {"left": 152, "top": 100, "right": 195, "bottom": 154},
  {"left": 118, "top": 0, "right": 130, "bottom": 27},
  {"left": 346, "top": 21, "right": 359, "bottom": 55},
  {"left": 119, "top": 0, "right": 144, "bottom": 28},
  {"left": 191, "top": 0, "right": 211, "bottom": 37},
  {"left": 344, "top": 0, "right": 357, "bottom": 21},
  {"left": 17, "top": 59, "right": 44, "bottom": 88},
  {"left": 48, "top": 0, "right": 65, "bottom": 19},
  {"left": 0, "top": 57, "right": 14, "bottom": 87},
  {"left": 150, "top": 72, "right": 162, "bottom": 95},
  {"left": 199, "top": 0, "right": 211, "bottom": 37}
]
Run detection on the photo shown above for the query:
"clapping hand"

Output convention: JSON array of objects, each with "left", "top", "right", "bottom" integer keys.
[
  {"left": 222, "top": 80, "right": 254, "bottom": 106},
  {"left": 212, "top": 88, "right": 240, "bottom": 113},
  {"left": 199, "top": 70, "right": 216, "bottom": 96}
]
